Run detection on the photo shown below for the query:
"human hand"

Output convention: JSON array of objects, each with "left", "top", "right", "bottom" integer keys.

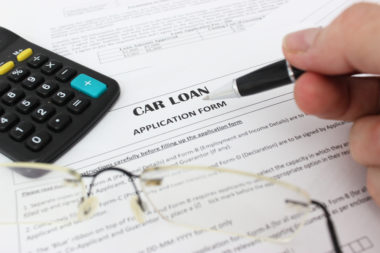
[{"left": 282, "top": 3, "right": 380, "bottom": 206}]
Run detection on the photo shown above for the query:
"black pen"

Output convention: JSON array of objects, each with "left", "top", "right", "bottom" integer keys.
[{"left": 204, "top": 59, "right": 304, "bottom": 100}]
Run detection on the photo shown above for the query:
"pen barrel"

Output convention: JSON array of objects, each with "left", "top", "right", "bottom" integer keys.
[{"left": 236, "top": 59, "right": 304, "bottom": 96}]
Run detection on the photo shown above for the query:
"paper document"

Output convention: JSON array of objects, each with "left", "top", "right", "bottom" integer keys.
[{"left": 1, "top": 0, "right": 380, "bottom": 253}]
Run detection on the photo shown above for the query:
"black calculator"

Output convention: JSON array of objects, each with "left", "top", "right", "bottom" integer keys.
[{"left": 0, "top": 27, "right": 120, "bottom": 172}]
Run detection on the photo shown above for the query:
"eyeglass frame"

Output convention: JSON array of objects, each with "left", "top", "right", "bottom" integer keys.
[
  {"left": 83, "top": 165, "right": 341, "bottom": 253},
  {"left": 3, "top": 162, "right": 342, "bottom": 253}
]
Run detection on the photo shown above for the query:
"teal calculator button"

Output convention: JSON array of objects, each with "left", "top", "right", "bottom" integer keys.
[{"left": 71, "top": 74, "right": 107, "bottom": 98}]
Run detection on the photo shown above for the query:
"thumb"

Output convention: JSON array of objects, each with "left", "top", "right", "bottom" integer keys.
[{"left": 283, "top": 3, "right": 380, "bottom": 75}]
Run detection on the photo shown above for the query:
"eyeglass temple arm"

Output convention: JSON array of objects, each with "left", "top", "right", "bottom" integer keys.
[
  {"left": 311, "top": 200, "right": 342, "bottom": 253},
  {"left": 81, "top": 167, "right": 145, "bottom": 210}
]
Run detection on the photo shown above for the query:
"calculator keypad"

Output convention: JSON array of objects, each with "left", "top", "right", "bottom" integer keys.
[
  {"left": 22, "top": 74, "right": 44, "bottom": 89},
  {"left": 8, "top": 67, "right": 30, "bottom": 82},
  {"left": 51, "top": 90, "right": 73, "bottom": 105},
  {"left": 16, "top": 96, "right": 39, "bottom": 114},
  {"left": 0, "top": 41, "right": 118, "bottom": 161},
  {"left": 32, "top": 104, "right": 56, "bottom": 122},
  {"left": 41, "top": 60, "right": 62, "bottom": 75},
  {"left": 0, "top": 112, "right": 18, "bottom": 131},
  {"left": 2, "top": 88, "right": 25, "bottom": 105},
  {"left": 48, "top": 113, "right": 71, "bottom": 132},
  {"left": 25, "top": 131, "right": 51, "bottom": 151},
  {"left": 68, "top": 97, "right": 90, "bottom": 114},
  {"left": 56, "top": 67, "right": 76, "bottom": 82},
  {"left": 27, "top": 54, "right": 48, "bottom": 68},
  {"left": 17, "top": 48, "right": 33, "bottom": 62},
  {"left": 71, "top": 74, "right": 107, "bottom": 98},
  {"left": 10, "top": 121, "right": 34, "bottom": 141},
  {"left": 0, "top": 61, "right": 15, "bottom": 75},
  {"left": 36, "top": 81, "right": 58, "bottom": 97}
]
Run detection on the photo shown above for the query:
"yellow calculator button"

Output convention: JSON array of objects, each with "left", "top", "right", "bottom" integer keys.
[
  {"left": 0, "top": 61, "right": 15, "bottom": 75},
  {"left": 17, "top": 48, "right": 33, "bottom": 62}
]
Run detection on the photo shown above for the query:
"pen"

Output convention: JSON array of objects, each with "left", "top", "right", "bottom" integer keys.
[{"left": 204, "top": 59, "right": 304, "bottom": 100}]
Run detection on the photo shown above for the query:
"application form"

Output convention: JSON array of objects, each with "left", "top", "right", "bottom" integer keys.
[{"left": 1, "top": 0, "right": 380, "bottom": 253}]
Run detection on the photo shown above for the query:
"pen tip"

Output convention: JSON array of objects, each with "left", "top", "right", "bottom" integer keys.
[{"left": 204, "top": 80, "right": 239, "bottom": 100}]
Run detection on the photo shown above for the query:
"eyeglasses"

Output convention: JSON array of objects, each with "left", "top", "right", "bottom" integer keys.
[{"left": 1, "top": 162, "right": 341, "bottom": 253}]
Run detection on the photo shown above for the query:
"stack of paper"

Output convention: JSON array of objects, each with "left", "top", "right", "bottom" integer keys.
[{"left": 1, "top": 0, "right": 380, "bottom": 252}]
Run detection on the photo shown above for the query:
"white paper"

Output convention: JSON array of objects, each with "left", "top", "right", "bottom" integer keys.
[{"left": 1, "top": 0, "right": 380, "bottom": 253}]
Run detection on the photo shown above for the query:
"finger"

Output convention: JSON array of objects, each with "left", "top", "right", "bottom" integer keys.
[
  {"left": 283, "top": 3, "right": 380, "bottom": 75},
  {"left": 367, "top": 167, "right": 380, "bottom": 207},
  {"left": 349, "top": 116, "right": 380, "bottom": 166},
  {"left": 294, "top": 72, "right": 380, "bottom": 120}
]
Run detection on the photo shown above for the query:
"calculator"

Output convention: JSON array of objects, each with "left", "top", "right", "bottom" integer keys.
[{"left": 0, "top": 27, "right": 120, "bottom": 175}]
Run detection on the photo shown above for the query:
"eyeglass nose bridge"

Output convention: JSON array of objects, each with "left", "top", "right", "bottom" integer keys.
[{"left": 81, "top": 167, "right": 147, "bottom": 222}]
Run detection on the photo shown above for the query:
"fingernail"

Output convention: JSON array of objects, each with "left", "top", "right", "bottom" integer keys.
[
  {"left": 283, "top": 27, "right": 322, "bottom": 53},
  {"left": 367, "top": 167, "right": 380, "bottom": 203}
]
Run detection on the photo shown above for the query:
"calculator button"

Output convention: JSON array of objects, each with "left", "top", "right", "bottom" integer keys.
[
  {"left": 32, "top": 104, "right": 56, "bottom": 122},
  {"left": 68, "top": 97, "right": 90, "bottom": 114},
  {"left": 8, "top": 67, "right": 30, "bottom": 82},
  {"left": 26, "top": 131, "right": 51, "bottom": 151},
  {"left": 0, "top": 61, "right": 15, "bottom": 75},
  {"left": 41, "top": 60, "right": 62, "bottom": 75},
  {"left": 71, "top": 74, "right": 107, "bottom": 98},
  {"left": 16, "top": 96, "right": 40, "bottom": 114},
  {"left": 17, "top": 48, "right": 33, "bottom": 62},
  {"left": 0, "top": 112, "right": 18, "bottom": 132},
  {"left": 0, "top": 81, "right": 10, "bottom": 95},
  {"left": 36, "top": 81, "right": 58, "bottom": 98},
  {"left": 2, "top": 88, "right": 25, "bottom": 105},
  {"left": 48, "top": 114, "right": 71, "bottom": 132},
  {"left": 22, "top": 74, "right": 44, "bottom": 90},
  {"left": 28, "top": 54, "right": 48, "bottom": 68},
  {"left": 56, "top": 67, "right": 77, "bottom": 82},
  {"left": 10, "top": 121, "right": 34, "bottom": 141},
  {"left": 51, "top": 90, "right": 74, "bottom": 105}
]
